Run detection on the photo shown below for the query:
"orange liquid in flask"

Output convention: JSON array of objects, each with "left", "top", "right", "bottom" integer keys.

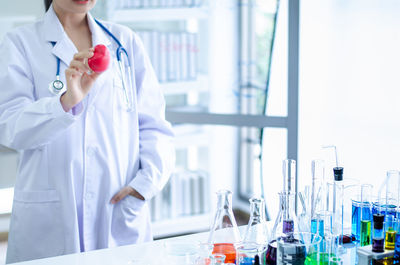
[{"left": 212, "top": 243, "right": 236, "bottom": 263}]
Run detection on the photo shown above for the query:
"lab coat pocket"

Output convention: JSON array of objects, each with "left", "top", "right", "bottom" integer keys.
[
  {"left": 111, "top": 195, "right": 147, "bottom": 245},
  {"left": 9, "top": 190, "right": 64, "bottom": 261},
  {"left": 122, "top": 194, "right": 146, "bottom": 215}
]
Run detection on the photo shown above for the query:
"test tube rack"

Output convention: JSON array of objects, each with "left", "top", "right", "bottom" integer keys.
[{"left": 357, "top": 245, "right": 394, "bottom": 265}]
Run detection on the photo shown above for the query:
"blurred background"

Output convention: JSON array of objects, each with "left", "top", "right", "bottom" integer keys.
[{"left": 1, "top": 0, "right": 400, "bottom": 263}]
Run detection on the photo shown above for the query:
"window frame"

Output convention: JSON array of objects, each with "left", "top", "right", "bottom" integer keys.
[{"left": 165, "top": 0, "right": 299, "bottom": 211}]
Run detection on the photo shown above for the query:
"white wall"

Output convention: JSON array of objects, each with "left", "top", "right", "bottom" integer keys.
[
  {"left": 0, "top": 1, "right": 45, "bottom": 190},
  {"left": 0, "top": 0, "right": 44, "bottom": 16},
  {"left": 0, "top": 0, "right": 44, "bottom": 40},
  {"left": 298, "top": 0, "right": 400, "bottom": 195}
]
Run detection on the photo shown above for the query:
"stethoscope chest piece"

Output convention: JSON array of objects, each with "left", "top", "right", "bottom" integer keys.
[{"left": 48, "top": 77, "right": 66, "bottom": 95}]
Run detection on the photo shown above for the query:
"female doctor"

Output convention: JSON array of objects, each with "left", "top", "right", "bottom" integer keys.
[{"left": 0, "top": 0, "right": 175, "bottom": 263}]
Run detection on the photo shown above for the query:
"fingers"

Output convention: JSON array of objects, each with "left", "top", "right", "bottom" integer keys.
[
  {"left": 73, "top": 49, "right": 94, "bottom": 61},
  {"left": 69, "top": 60, "right": 90, "bottom": 74},
  {"left": 65, "top": 68, "right": 82, "bottom": 79},
  {"left": 86, "top": 71, "right": 101, "bottom": 81},
  {"left": 110, "top": 186, "right": 133, "bottom": 204}
]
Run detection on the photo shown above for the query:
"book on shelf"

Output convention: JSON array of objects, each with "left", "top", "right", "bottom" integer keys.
[
  {"left": 187, "top": 33, "right": 198, "bottom": 80},
  {"left": 159, "top": 32, "right": 168, "bottom": 83},
  {"left": 136, "top": 30, "right": 200, "bottom": 84},
  {"left": 151, "top": 31, "right": 161, "bottom": 81},
  {"left": 167, "top": 33, "right": 177, "bottom": 82},
  {"left": 149, "top": 170, "right": 210, "bottom": 222}
]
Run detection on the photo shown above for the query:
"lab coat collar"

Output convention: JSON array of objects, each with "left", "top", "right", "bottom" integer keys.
[
  {"left": 43, "top": 4, "right": 65, "bottom": 43},
  {"left": 43, "top": 5, "right": 112, "bottom": 67}
]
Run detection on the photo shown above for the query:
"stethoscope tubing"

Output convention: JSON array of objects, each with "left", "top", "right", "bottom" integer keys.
[{"left": 49, "top": 19, "right": 133, "bottom": 111}]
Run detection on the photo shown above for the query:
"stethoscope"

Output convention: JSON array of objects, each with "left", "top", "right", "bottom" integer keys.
[{"left": 49, "top": 19, "right": 134, "bottom": 111}]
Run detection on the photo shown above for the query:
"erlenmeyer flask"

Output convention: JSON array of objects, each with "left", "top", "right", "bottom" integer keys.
[
  {"left": 243, "top": 196, "right": 269, "bottom": 245},
  {"left": 263, "top": 191, "right": 299, "bottom": 265},
  {"left": 208, "top": 189, "right": 241, "bottom": 264}
]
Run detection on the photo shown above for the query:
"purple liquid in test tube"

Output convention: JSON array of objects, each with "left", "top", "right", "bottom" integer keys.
[{"left": 283, "top": 220, "right": 294, "bottom": 234}]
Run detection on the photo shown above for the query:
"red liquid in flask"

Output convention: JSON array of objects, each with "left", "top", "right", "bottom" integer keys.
[{"left": 213, "top": 243, "right": 236, "bottom": 263}]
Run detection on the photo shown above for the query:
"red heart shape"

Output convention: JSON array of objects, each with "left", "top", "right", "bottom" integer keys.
[{"left": 88, "top": 44, "right": 110, "bottom": 73}]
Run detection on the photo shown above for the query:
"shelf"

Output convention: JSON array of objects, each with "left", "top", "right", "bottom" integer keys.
[
  {"left": 110, "top": 7, "right": 209, "bottom": 22},
  {"left": 0, "top": 16, "right": 36, "bottom": 24},
  {"left": 161, "top": 75, "right": 209, "bottom": 95},
  {"left": 173, "top": 128, "right": 210, "bottom": 149},
  {"left": 152, "top": 213, "right": 211, "bottom": 239}
]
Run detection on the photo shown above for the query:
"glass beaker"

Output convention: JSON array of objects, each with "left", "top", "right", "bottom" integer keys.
[
  {"left": 210, "top": 254, "right": 225, "bottom": 265},
  {"left": 243, "top": 196, "right": 269, "bottom": 245},
  {"left": 276, "top": 232, "right": 322, "bottom": 265},
  {"left": 208, "top": 189, "right": 240, "bottom": 264},
  {"left": 195, "top": 243, "right": 214, "bottom": 265},
  {"left": 236, "top": 243, "right": 265, "bottom": 265},
  {"left": 164, "top": 241, "right": 199, "bottom": 265},
  {"left": 320, "top": 232, "right": 343, "bottom": 265}
]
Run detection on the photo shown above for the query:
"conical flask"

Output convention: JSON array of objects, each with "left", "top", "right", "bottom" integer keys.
[
  {"left": 243, "top": 196, "right": 269, "bottom": 245},
  {"left": 263, "top": 191, "right": 300, "bottom": 265},
  {"left": 208, "top": 189, "right": 241, "bottom": 264},
  {"left": 270, "top": 191, "right": 299, "bottom": 239}
]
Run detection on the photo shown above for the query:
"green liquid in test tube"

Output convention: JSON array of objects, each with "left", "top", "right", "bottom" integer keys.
[{"left": 360, "top": 184, "right": 373, "bottom": 247}]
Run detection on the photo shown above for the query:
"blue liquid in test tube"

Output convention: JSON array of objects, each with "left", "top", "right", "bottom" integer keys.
[
  {"left": 394, "top": 233, "right": 400, "bottom": 259},
  {"left": 311, "top": 219, "right": 324, "bottom": 237},
  {"left": 351, "top": 200, "right": 361, "bottom": 242}
]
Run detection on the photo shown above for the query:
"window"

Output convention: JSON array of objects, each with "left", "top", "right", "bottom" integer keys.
[{"left": 166, "top": 0, "right": 299, "bottom": 220}]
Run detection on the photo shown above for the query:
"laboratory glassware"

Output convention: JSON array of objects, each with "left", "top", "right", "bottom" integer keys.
[
  {"left": 164, "top": 241, "right": 199, "bottom": 265},
  {"left": 351, "top": 197, "right": 361, "bottom": 242},
  {"left": 207, "top": 189, "right": 240, "bottom": 264},
  {"left": 210, "top": 254, "right": 225, "bottom": 265},
  {"left": 298, "top": 185, "right": 310, "bottom": 233},
  {"left": 310, "top": 160, "right": 327, "bottom": 240},
  {"left": 276, "top": 232, "right": 322, "bottom": 265},
  {"left": 263, "top": 159, "right": 298, "bottom": 265},
  {"left": 332, "top": 167, "right": 345, "bottom": 244},
  {"left": 236, "top": 243, "right": 264, "bottom": 265},
  {"left": 243, "top": 196, "right": 269, "bottom": 245},
  {"left": 264, "top": 192, "right": 299, "bottom": 265},
  {"left": 283, "top": 159, "right": 296, "bottom": 194},
  {"left": 195, "top": 243, "right": 214, "bottom": 265},
  {"left": 395, "top": 233, "right": 400, "bottom": 260},
  {"left": 321, "top": 232, "right": 343, "bottom": 265},
  {"left": 384, "top": 170, "right": 400, "bottom": 250},
  {"left": 360, "top": 184, "right": 373, "bottom": 247},
  {"left": 372, "top": 214, "right": 385, "bottom": 253}
]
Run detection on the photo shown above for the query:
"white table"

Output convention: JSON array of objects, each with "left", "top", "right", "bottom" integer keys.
[
  {"left": 12, "top": 231, "right": 211, "bottom": 265},
  {"left": 12, "top": 226, "right": 362, "bottom": 265}
]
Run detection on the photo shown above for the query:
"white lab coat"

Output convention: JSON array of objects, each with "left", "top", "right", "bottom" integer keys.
[{"left": 0, "top": 6, "right": 175, "bottom": 264}]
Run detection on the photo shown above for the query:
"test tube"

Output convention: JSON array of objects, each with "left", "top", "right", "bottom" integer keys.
[
  {"left": 332, "top": 167, "right": 344, "bottom": 245},
  {"left": 372, "top": 214, "right": 385, "bottom": 252},
  {"left": 283, "top": 159, "right": 296, "bottom": 194},
  {"left": 384, "top": 170, "right": 400, "bottom": 250},
  {"left": 311, "top": 160, "right": 325, "bottom": 239},
  {"left": 360, "top": 184, "right": 372, "bottom": 246}
]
